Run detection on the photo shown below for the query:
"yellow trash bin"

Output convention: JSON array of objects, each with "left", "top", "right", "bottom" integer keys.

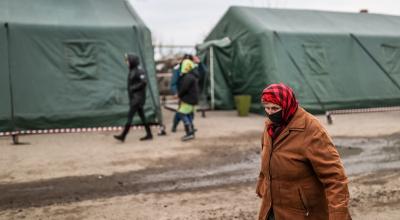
[{"left": 234, "top": 95, "right": 251, "bottom": 116}]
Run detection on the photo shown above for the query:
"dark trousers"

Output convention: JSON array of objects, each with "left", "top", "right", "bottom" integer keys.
[
  {"left": 179, "top": 112, "right": 193, "bottom": 126},
  {"left": 172, "top": 111, "right": 194, "bottom": 129},
  {"left": 120, "top": 105, "right": 151, "bottom": 137}
]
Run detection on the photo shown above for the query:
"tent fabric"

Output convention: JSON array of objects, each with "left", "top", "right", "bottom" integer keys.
[
  {"left": 201, "top": 7, "right": 400, "bottom": 113},
  {"left": 0, "top": 0, "right": 161, "bottom": 132},
  {"left": 0, "top": 0, "right": 140, "bottom": 26}
]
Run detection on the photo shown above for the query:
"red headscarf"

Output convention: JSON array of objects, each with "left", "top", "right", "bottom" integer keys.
[{"left": 261, "top": 83, "right": 298, "bottom": 139}]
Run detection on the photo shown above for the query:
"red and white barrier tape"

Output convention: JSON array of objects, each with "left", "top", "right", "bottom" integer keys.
[{"left": 0, "top": 125, "right": 161, "bottom": 137}]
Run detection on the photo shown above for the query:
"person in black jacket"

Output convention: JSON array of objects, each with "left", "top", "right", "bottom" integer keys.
[
  {"left": 114, "top": 53, "right": 153, "bottom": 142},
  {"left": 170, "top": 54, "right": 192, "bottom": 132},
  {"left": 177, "top": 59, "right": 199, "bottom": 141}
]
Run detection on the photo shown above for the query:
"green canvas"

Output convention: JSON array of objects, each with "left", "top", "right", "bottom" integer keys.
[
  {"left": 199, "top": 7, "right": 400, "bottom": 113},
  {"left": 0, "top": 0, "right": 161, "bottom": 132}
]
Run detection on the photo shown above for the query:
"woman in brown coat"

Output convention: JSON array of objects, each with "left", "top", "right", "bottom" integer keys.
[{"left": 256, "top": 83, "right": 351, "bottom": 220}]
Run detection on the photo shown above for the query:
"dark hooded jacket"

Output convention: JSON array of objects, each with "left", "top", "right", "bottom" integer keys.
[
  {"left": 126, "top": 53, "right": 147, "bottom": 107},
  {"left": 178, "top": 70, "right": 199, "bottom": 105}
]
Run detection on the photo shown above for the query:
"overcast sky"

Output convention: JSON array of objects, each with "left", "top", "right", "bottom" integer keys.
[{"left": 129, "top": 0, "right": 400, "bottom": 46}]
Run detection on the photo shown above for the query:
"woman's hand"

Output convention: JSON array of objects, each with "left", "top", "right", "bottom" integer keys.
[{"left": 256, "top": 175, "right": 265, "bottom": 198}]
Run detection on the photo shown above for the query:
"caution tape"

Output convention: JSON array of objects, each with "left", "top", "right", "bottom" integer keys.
[{"left": 0, "top": 125, "right": 162, "bottom": 137}]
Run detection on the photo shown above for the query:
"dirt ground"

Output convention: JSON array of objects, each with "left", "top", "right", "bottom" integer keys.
[{"left": 1, "top": 108, "right": 400, "bottom": 220}]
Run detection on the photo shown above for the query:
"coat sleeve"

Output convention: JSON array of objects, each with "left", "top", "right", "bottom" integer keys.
[
  {"left": 305, "top": 130, "right": 352, "bottom": 220},
  {"left": 256, "top": 172, "right": 265, "bottom": 198},
  {"left": 256, "top": 128, "right": 267, "bottom": 198},
  {"left": 129, "top": 70, "right": 147, "bottom": 93}
]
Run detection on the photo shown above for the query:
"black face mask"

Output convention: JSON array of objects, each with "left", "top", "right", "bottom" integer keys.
[{"left": 267, "top": 110, "right": 283, "bottom": 124}]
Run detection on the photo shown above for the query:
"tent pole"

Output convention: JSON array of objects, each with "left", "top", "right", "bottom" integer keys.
[
  {"left": 5, "top": 23, "right": 20, "bottom": 144},
  {"left": 196, "top": 37, "right": 231, "bottom": 111},
  {"left": 210, "top": 46, "right": 215, "bottom": 110},
  {"left": 199, "top": 52, "right": 210, "bottom": 111}
]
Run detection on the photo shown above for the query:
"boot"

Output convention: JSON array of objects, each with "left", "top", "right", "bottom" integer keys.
[
  {"left": 181, "top": 124, "right": 195, "bottom": 141},
  {"left": 171, "top": 122, "right": 178, "bottom": 133},
  {"left": 140, "top": 125, "right": 153, "bottom": 141},
  {"left": 191, "top": 124, "right": 197, "bottom": 133},
  {"left": 114, "top": 124, "right": 129, "bottom": 142},
  {"left": 113, "top": 134, "right": 125, "bottom": 142},
  {"left": 158, "top": 124, "right": 167, "bottom": 136},
  {"left": 171, "top": 113, "right": 180, "bottom": 132}
]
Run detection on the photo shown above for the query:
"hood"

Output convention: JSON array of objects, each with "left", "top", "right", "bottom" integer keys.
[
  {"left": 180, "top": 59, "right": 195, "bottom": 74},
  {"left": 125, "top": 53, "right": 140, "bottom": 69}
]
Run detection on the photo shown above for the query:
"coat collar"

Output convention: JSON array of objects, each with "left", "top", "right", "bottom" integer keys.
[
  {"left": 264, "top": 107, "right": 306, "bottom": 149},
  {"left": 286, "top": 107, "right": 306, "bottom": 131},
  {"left": 264, "top": 107, "right": 306, "bottom": 130}
]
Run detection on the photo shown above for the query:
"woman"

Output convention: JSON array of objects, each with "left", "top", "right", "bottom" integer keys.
[
  {"left": 256, "top": 83, "right": 351, "bottom": 220},
  {"left": 114, "top": 53, "right": 153, "bottom": 142}
]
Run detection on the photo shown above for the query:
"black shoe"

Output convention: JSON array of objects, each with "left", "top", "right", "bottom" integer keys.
[
  {"left": 140, "top": 134, "right": 153, "bottom": 141},
  {"left": 171, "top": 127, "right": 177, "bottom": 133},
  {"left": 182, "top": 124, "right": 195, "bottom": 141},
  {"left": 181, "top": 134, "right": 195, "bottom": 141},
  {"left": 158, "top": 130, "right": 167, "bottom": 136},
  {"left": 113, "top": 135, "right": 125, "bottom": 142}
]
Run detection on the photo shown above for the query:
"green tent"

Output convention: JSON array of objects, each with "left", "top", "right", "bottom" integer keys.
[
  {"left": 0, "top": 0, "right": 162, "bottom": 133},
  {"left": 198, "top": 7, "right": 400, "bottom": 114}
]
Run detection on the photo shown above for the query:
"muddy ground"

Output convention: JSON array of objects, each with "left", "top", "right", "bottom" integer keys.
[{"left": 1, "top": 109, "right": 400, "bottom": 220}]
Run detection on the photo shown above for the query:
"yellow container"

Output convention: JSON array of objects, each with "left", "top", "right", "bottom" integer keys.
[{"left": 234, "top": 95, "right": 251, "bottom": 116}]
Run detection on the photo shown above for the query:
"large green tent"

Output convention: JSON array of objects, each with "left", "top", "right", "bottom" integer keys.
[
  {"left": 0, "top": 0, "right": 162, "bottom": 134},
  {"left": 199, "top": 7, "right": 400, "bottom": 114}
]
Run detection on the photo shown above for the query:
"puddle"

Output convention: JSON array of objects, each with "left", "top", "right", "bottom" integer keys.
[
  {"left": 1, "top": 135, "right": 400, "bottom": 210},
  {"left": 336, "top": 146, "right": 363, "bottom": 158},
  {"left": 334, "top": 135, "right": 400, "bottom": 175}
]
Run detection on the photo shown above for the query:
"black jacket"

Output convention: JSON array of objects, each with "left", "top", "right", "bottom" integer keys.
[
  {"left": 128, "top": 67, "right": 147, "bottom": 107},
  {"left": 178, "top": 71, "right": 199, "bottom": 105}
]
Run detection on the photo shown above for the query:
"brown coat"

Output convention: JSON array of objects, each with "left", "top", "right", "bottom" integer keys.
[{"left": 256, "top": 107, "right": 351, "bottom": 220}]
